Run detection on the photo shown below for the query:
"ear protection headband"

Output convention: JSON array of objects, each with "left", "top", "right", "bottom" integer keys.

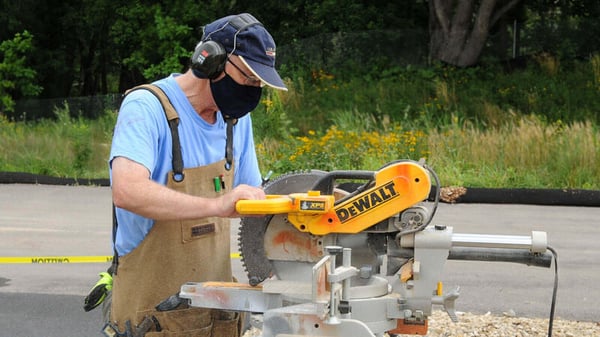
[{"left": 191, "top": 14, "right": 262, "bottom": 79}]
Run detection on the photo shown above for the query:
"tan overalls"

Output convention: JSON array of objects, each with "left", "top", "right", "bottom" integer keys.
[{"left": 109, "top": 85, "right": 241, "bottom": 337}]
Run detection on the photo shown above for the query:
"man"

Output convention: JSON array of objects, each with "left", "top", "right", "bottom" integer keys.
[{"left": 106, "top": 13, "right": 287, "bottom": 337}]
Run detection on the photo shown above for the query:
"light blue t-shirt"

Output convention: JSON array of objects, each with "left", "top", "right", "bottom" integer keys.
[{"left": 109, "top": 74, "right": 262, "bottom": 256}]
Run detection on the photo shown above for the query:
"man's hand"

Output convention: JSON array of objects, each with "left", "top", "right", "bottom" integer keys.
[{"left": 217, "top": 184, "right": 265, "bottom": 218}]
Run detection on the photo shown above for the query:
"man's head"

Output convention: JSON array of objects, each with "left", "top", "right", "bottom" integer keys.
[{"left": 191, "top": 13, "right": 287, "bottom": 91}]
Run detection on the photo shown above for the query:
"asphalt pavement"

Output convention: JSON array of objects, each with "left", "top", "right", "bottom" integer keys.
[{"left": 0, "top": 184, "right": 598, "bottom": 337}]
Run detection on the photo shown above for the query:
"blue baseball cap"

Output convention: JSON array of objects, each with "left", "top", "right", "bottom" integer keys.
[{"left": 202, "top": 13, "right": 287, "bottom": 91}]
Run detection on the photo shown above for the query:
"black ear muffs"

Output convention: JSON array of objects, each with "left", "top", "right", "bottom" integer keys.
[{"left": 191, "top": 40, "right": 226, "bottom": 79}]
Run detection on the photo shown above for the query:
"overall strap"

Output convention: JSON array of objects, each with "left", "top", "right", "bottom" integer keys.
[
  {"left": 224, "top": 118, "right": 237, "bottom": 171},
  {"left": 125, "top": 84, "right": 184, "bottom": 180}
]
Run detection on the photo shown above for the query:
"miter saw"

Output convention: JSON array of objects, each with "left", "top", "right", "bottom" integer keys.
[{"left": 179, "top": 159, "right": 556, "bottom": 337}]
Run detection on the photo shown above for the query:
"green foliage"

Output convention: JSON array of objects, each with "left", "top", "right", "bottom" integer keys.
[
  {"left": 141, "top": 8, "right": 192, "bottom": 80},
  {"left": 0, "top": 0, "right": 598, "bottom": 99},
  {"left": 53, "top": 103, "right": 92, "bottom": 173},
  {"left": 252, "top": 85, "right": 298, "bottom": 141},
  {"left": 524, "top": 0, "right": 600, "bottom": 59},
  {"left": 116, "top": 3, "right": 167, "bottom": 81},
  {"left": 258, "top": 125, "right": 429, "bottom": 174},
  {"left": 0, "top": 30, "right": 42, "bottom": 113},
  {"left": 110, "top": 1, "right": 218, "bottom": 87},
  {"left": 274, "top": 56, "right": 600, "bottom": 137}
]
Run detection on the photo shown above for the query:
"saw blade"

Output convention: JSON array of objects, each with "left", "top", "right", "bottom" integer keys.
[{"left": 238, "top": 171, "right": 326, "bottom": 286}]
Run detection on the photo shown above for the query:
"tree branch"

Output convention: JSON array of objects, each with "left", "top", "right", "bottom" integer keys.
[
  {"left": 490, "top": 0, "right": 522, "bottom": 27},
  {"left": 432, "top": 0, "right": 451, "bottom": 35},
  {"left": 456, "top": 0, "right": 496, "bottom": 66},
  {"left": 449, "top": 0, "right": 475, "bottom": 49}
]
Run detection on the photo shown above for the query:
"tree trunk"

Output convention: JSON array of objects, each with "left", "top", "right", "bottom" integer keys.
[{"left": 429, "top": 0, "right": 522, "bottom": 67}]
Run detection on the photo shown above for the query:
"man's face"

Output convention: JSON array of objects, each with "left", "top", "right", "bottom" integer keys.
[{"left": 208, "top": 54, "right": 264, "bottom": 120}]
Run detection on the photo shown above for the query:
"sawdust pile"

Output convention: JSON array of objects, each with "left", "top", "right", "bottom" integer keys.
[
  {"left": 439, "top": 186, "right": 467, "bottom": 203},
  {"left": 242, "top": 310, "right": 600, "bottom": 337}
]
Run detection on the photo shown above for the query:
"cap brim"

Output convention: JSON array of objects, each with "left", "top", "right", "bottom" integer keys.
[{"left": 239, "top": 56, "right": 288, "bottom": 91}]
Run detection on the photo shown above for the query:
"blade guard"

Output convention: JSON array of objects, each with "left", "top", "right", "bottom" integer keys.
[{"left": 236, "top": 161, "right": 431, "bottom": 235}]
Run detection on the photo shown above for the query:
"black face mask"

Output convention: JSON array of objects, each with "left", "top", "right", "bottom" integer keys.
[{"left": 210, "top": 73, "right": 262, "bottom": 119}]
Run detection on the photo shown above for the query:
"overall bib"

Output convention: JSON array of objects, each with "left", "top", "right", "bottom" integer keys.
[{"left": 110, "top": 160, "right": 240, "bottom": 337}]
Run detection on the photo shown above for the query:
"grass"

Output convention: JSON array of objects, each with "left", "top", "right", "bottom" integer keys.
[
  {"left": 0, "top": 102, "right": 115, "bottom": 179},
  {"left": 426, "top": 116, "right": 599, "bottom": 189},
  {"left": 0, "top": 56, "right": 599, "bottom": 190}
]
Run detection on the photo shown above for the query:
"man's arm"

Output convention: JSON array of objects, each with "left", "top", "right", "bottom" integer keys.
[{"left": 111, "top": 156, "right": 265, "bottom": 220}]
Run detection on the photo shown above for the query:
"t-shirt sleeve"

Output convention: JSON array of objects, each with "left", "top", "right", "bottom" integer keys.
[{"left": 109, "top": 91, "right": 165, "bottom": 176}]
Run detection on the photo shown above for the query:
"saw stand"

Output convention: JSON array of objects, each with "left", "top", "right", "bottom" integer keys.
[{"left": 179, "top": 225, "right": 552, "bottom": 337}]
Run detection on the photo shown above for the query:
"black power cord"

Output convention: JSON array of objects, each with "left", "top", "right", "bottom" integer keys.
[{"left": 546, "top": 246, "right": 559, "bottom": 337}]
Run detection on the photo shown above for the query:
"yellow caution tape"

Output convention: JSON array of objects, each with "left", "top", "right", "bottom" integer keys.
[
  {"left": 0, "top": 256, "right": 113, "bottom": 264},
  {"left": 0, "top": 253, "right": 241, "bottom": 264}
]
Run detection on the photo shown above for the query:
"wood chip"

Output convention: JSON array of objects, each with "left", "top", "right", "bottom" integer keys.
[{"left": 440, "top": 186, "right": 467, "bottom": 203}]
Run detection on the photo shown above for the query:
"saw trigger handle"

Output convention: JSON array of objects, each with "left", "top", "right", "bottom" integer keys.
[{"left": 236, "top": 195, "right": 292, "bottom": 215}]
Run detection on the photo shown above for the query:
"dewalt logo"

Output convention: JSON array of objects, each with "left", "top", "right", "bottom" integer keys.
[{"left": 335, "top": 182, "right": 399, "bottom": 223}]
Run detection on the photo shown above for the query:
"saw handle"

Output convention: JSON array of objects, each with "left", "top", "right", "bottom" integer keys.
[
  {"left": 236, "top": 195, "right": 292, "bottom": 215},
  {"left": 310, "top": 170, "right": 375, "bottom": 194}
]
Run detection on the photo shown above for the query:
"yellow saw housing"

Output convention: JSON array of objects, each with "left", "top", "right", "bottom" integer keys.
[{"left": 236, "top": 161, "right": 431, "bottom": 235}]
